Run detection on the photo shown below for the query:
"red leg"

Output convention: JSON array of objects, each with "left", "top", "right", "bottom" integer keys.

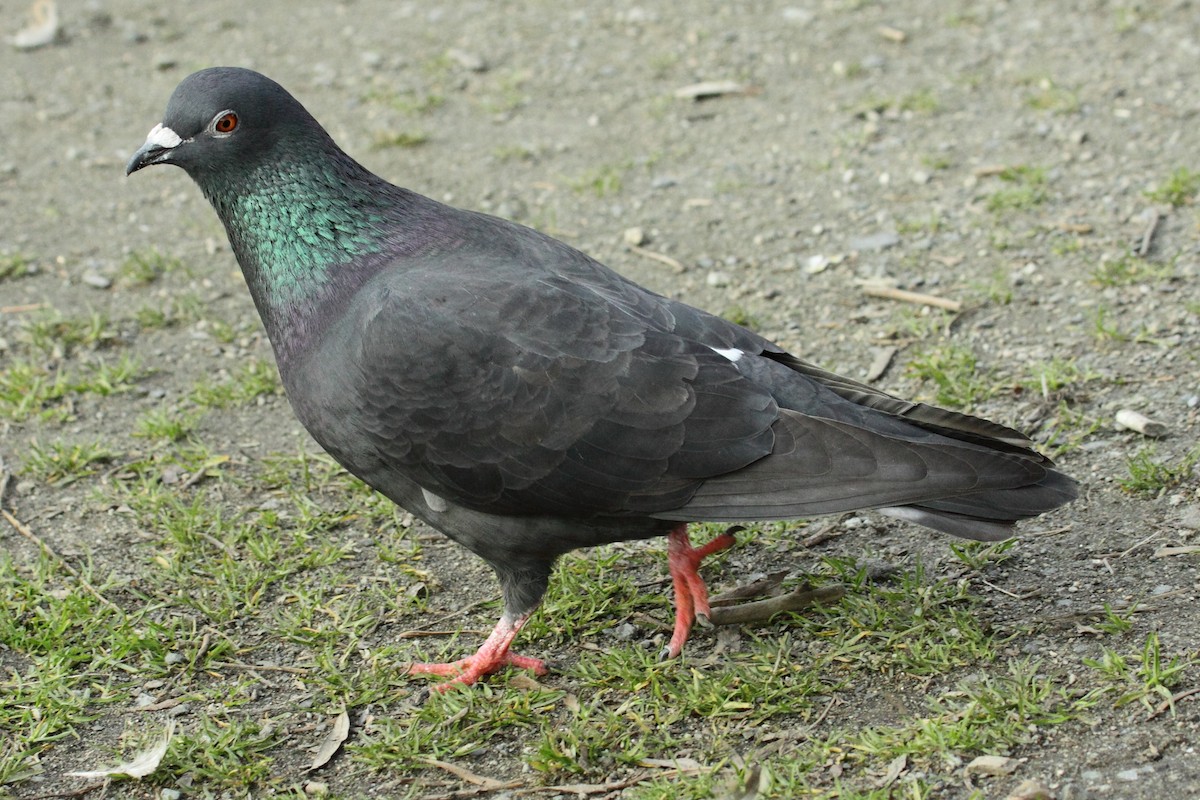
[
  {"left": 409, "top": 613, "right": 547, "bottom": 692},
  {"left": 662, "top": 524, "right": 737, "bottom": 659}
]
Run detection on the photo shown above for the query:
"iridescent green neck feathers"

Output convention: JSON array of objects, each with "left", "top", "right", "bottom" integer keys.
[{"left": 206, "top": 151, "right": 388, "bottom": 311}]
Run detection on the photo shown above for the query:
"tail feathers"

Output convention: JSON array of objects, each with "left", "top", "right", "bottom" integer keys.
[
  {"left": 876, "top": 506, "right": 1016, "bottom": 541},
  {"left": 654, "top": 411, "right": 1077, "bottom": 540},
  {"left": 766, "top": 352, "right": 1049, "bottom": 460}
]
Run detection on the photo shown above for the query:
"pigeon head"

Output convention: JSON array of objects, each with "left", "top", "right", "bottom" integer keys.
[
  {"left": 126, "top": 67, "right": 403, "bottom": 360},
  {"left": 126, "top": 67, "right": 329, "bottom": 180}
]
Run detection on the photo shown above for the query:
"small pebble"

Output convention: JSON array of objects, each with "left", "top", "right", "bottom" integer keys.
[
  {"left": 82, "top": 272, "right": 112, "bottom": 289},
  {"left": 447, "top": 48, "right": 487, "bottom": 72},
  {"left": 847, "top": 231, "right": 899, "bottom": 252},
  {"left": 1005, "top": 779, "right": 1052, "bottom": 800},
  {"left": 805, "top": 254, "right": 830, "bottom": 274},
  {"left": 613, "top": 622, "right": 636, "bottom": 640}
]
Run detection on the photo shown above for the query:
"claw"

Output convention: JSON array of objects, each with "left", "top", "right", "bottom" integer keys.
[
  {"left": 409, "top": 613, "right": 546, "bottom": 691},
  {"left": 662, "top": 525, "right": 737, "bottom": 658}
]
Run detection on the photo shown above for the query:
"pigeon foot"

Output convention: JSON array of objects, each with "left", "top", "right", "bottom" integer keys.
[
  {"left": 661, "top": 524, "right": 737, "bottom": 659},
  {"left": 409, "top": 612, "right": 547, "bottom": 691}
]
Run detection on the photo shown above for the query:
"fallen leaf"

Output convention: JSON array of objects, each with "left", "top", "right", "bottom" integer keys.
[
  {"left": 67, "top": 721, "right": 174, "bottom": 779},
  {"left": 308, "top": 708, "right": 350, "bottom": 771},
  {"left": 508, "top": 673, "right": 549, "bottom": 691},
  {"left": 421, "top": 757, "right": 515, "bottom": 790},
  {"left": 880, "top": 754, "right": 906, "bottom": 787},
  {"left": 965, "top": 754, "right": 1017, "bottom": 776}
]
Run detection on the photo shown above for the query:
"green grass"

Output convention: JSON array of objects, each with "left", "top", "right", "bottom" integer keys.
[
  {"left": 852, "top": 88, "right": 941, "bottom": 117},
  {"left": 134, "top": 406, "right": 201, "bottom": 443},
  {"left": 0, "top": 251, "right": 34, "bottom": 280},
  {"left": 21, "top": 310, "right": 116, "bottom": 357},
  {"left": 1120, "top": 445, "right": 1199, "bottom": 496},
  {"left": 21, "top": 439, "right": 116, "bottom": 485},
  {"left": 119, "top": 248, "right": 187, "bottom": 286},
  {"left": 0, "top": 551, "right": 136, "bottom": 784},
  {"left": 1024, "top": 80, "right": 1080, "bottom": 113},
  {"left": 1091, "top": 254, "right": 1173, "bottom": 287},
  {"left": 898, "top": 88, "right": 941, "bottom": 114},
  {"left": 1038, "top": 401, "right": 1103, "bottom": 458},
  {"left": 568, "top": 163, "right": 627, "bottom": 197},
  {"left": 905, "top": 343, "right": 997, "bottom": 409},
  {"left": 0, "top": 354, "right": 145, "bottom": 422},
  {"left": 949, "top": 539, "right": 1017, "bottom": 571},
  {"left": 362, "top": 87, "right": 445, "bottom": 116},
  {"left": 1022, "top": 357, "right": 1096, "bottom": 397},
  {"left": 135, "top": 293, "right": 208, "bottom": 331},
  {"left": 1090, "top": 304, "right": 1172, "bottom": 346},
  {"left": 475, "top": 69, "right": 530, "bottom": 114},
  {"left": 371, "top": 130, "right": 430, "bottom": 149},
  {"left": 985, "top": 165, "right": 1049, "bottom": 212},
  {"left": 0, "top": 441, "right": 1131, "bottom": 800},
  {"left": 189, "top": 357, "right": 281, "bottom": 409},
  {"left": 720, "top": 305, "right": 762, "bottom": 331},
  {"left": 0, "top": 356, "right": 1169, "bottom": 800},
  {"left": 1084, "top": 632, "right": 1195, "bottom": 710},
  {"left": 1144, "top": 167, "right": 1200, "bottom": 207}
]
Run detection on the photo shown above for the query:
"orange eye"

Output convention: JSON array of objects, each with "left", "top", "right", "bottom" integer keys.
[{"left": 214, "top": 112, "right": 238, "bottom": 133}]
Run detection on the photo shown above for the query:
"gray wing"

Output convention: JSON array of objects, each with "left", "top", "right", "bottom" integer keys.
[
  {"left": 346, "top": 260, "right": 777, "bottom": 517},
  {"left": 340, "top": 207, "right": 1074, "bottom": 535}
]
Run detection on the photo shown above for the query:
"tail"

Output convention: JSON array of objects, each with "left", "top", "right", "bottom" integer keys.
[{"left": 652, "top": 406, "right": 1077, "bottom": 541}]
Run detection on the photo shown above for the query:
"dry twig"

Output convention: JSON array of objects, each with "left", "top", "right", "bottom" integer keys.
[
  {"left": 710, "top": 572, "right": 788, "bottom": 607},
  {"left": 1146, "top": 686, "right": 1200, "bottom": 721},
  {"left": 2, "top": 508, "right": 123, "bottom": 615},
  {"left": 708, "top": 584, "right": 845, "bottom": 626},
  {"left": 1137, "top": 210, "right": 1162, "bottom": 257},
  {"left": 861, "top": 283, "right": 963, "bottom": 312},
  {"left": 628, "top": 244, "right": 686, "bottom": 273}
]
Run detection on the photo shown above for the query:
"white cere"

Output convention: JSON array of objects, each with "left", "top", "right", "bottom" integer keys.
[{"left": 145, "top": 123, "right": 183, "bottom": 149}]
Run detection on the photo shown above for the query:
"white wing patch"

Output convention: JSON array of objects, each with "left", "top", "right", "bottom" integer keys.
[
  {"left": 709, "top": 346, "right": 744, "bottom": 363},
  {"left": 422, "top": 487, "right": 449, "bottom": 513}
]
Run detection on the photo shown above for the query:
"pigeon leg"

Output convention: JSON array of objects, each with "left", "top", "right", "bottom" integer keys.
[
  {"left": 409, "top": 612, "right": 547, "bottom": 691},
  {"left": 662, "top": 524, "right": 737, "bottom": 659}
]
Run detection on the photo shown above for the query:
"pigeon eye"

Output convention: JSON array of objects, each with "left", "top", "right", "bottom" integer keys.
[{"left": 213, "top": 112, "right": 238, "bottom": 134}]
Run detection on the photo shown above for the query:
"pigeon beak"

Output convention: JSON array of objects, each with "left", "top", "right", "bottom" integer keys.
[{"left": 126, "top": 123, "right": 184, "bottom": 175}]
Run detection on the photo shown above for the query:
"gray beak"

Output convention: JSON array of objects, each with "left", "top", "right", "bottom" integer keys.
[{"left": 126, "top": 123, "right": 182, "bottom": 175}]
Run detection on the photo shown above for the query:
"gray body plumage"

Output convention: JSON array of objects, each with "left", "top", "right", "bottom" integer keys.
[{"left": 129, "top": 68, "right": 1077, "bottom": 637}]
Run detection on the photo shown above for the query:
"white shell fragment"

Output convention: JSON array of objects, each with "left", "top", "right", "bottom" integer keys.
[
  {"left": 12, "top": 0, "right": 58, "bottom": 50},
  {"left": 1115, "top": 409, "right": 1169, "bottom": 438}
]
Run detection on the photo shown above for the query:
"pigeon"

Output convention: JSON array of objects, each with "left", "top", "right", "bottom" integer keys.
[{"left": 127, "top": 68, "right": 1077, "bottom": 690}]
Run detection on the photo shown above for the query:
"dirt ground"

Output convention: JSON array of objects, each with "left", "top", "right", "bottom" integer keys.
[{"left": 3, "top": 0, "right": 1199, "bottom": 798}]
